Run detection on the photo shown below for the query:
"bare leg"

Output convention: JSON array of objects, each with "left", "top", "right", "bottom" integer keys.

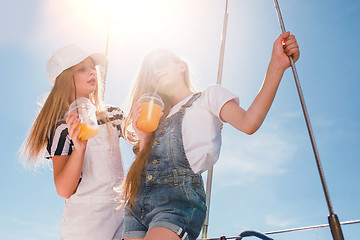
[{"left": 144, "top": 227, "right": 180, "bottom": 240}]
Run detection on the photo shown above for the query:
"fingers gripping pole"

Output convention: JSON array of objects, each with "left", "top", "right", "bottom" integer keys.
[
  {"left": 202, "top": 0, "right": 229, "bottom": 239},
  {"left": 272, "top": 1, "right": 344, "bottom": 239}
]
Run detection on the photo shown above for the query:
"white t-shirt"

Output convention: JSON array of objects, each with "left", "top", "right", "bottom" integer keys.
[{"left": 167, "top": 84, "right": 239, "bottom": 174}]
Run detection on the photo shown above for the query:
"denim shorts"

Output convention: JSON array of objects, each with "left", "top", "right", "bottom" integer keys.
[{"left": 122, "top": 174, "right": 207, "bottom": 240}]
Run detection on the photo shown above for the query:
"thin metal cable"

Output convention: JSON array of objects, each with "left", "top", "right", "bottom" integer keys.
[
  {"left": 265, "top": 220, "right": 360, "bottom": 235},
  {"left": 198, "top": 219, "right": 360, "bottom": 240}
]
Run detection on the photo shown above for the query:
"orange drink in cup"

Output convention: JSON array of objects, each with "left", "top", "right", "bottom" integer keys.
[
  {"left": 67, "top": 97, "right": 99, "bottom": 140},
  {"left": 75, "top": 122, "right": 99, "bottom": 140},
  {"left": 136, "top": 93, "right": 164, "bottom": 132}
]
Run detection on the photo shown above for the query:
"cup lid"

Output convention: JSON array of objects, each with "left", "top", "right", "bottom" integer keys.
[
  {"left": 67, "top": 97, "right": 97, "bottom": 116},
  {"left": 138, "top": 93, "right": 164, "bottom": 109}
]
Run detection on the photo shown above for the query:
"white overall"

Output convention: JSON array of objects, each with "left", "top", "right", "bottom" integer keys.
[{"left": 60, "top": 124, "right": 125, "bottom": 240}]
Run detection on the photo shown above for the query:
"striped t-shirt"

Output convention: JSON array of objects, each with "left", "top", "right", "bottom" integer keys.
[{"left": 45, "top": 105, "right": 125, "bottom": 159}]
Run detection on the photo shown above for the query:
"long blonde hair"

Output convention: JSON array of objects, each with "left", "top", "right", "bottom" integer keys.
[
  {"left": 122, "top": 49, "right": 195, "bottom": 208},
  {"left": 21, "top": 62, "right": 108, "bottom": 166}
]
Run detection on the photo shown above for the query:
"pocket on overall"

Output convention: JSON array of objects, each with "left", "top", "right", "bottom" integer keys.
[
  {"left": 178, "top": 181, "right": 207, "bottom": 229},
  {"left": 180, "top": 181, "right": 206, "bottom": 209},
  {"left": 87, "top": 145, "right": 123, "bottom": 183}
]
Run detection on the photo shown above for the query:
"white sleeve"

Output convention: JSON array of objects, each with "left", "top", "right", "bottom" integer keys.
[{"left": 202, "top": 84, "right": 239, "bottom": 121}]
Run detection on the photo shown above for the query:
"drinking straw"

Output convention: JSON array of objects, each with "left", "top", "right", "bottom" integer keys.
[
  {"left": 73, "top": 75, "right": 79, "bottom": 115},
  {"left": 149, "top": 72, "right": 163, "bottom": 104},
  {"left": 152, "top": 79, "right": 161, "bottom": 98}
]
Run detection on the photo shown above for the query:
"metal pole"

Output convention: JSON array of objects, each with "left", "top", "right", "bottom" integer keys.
[
  {"left": 202, "top": 167, "right": 214, "bottom": 239},
  {"left": 202, "top": 0, "right": 229, "bottom": 238},
  {"left": 216, "top": 0, "right": 229, "bottom": 86},
  {"left": 272, "top": 1, "right": 344, "bottom": 239},
  {"left": 101, "top": 13, "right": 111, "bottom": 100},
  {"left": 105, "top": 12, "right": 111, "bottom": 58}
]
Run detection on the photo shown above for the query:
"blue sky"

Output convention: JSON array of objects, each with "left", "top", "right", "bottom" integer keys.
[{"left": 1, "top": 0, "right": 359, "bottom": 239}]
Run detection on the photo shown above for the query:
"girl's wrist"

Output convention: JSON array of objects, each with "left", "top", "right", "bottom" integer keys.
[
  {"left": 138, "top": 132, "right": 152, "bottom": 151},
  {"left": 73, "top": 142, "right": 87, "bottom": 154},
  {"left": 268, "top": 58, "right": 287, "bottom": 73}
]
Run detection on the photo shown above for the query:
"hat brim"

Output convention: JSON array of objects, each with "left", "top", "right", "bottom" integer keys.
[{"left": 47, "top": 44, "right": 108, "bottom": 84}]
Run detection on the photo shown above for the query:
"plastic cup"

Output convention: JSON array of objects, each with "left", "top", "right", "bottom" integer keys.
[
  {"left": 136, "top": 93, "right": 164, "bottom": 132},
  {"left": 67, "top": 97, "right": 99, "bottom": 140}
]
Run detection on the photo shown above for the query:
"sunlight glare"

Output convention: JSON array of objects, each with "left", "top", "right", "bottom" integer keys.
[{"left": 75, "top": 0, "right": 181, "bottom": 40}]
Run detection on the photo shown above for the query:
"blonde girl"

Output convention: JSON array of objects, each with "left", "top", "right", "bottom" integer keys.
[
  {"left": 120, "top": 32, "right": 300, "bottom": 240},
  {"left": 22, "top": 44, "right": 125, "bottom": 240}
]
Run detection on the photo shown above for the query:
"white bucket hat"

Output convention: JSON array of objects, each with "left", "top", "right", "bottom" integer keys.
[{"left": 46, "top": 44, "right": 107, "bottom": 84}]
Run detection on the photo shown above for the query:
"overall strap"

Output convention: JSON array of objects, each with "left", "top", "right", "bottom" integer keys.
[{"left": 179, "top": 92, "right": 201, "bottom": 112}]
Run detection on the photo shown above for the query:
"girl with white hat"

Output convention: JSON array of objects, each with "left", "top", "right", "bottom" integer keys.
[{"left": 22, "top": 44, "right": 125, "bottom": 240}]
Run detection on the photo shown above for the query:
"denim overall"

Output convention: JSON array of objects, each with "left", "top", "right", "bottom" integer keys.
[{"left": 124, "top": 93, "right": 207, "bottom": 240}]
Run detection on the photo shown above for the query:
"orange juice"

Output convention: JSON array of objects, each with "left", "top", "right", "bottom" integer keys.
[
  {"left": 137, "top": 101, "right": 162, "bottom": 132},
  {"left": 76, "top": 122, "right": 99, "bottom": 140}
]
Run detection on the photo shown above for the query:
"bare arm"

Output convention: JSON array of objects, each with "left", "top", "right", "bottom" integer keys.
[
  {"left": 220, "top": 32, "right": 300, "bottom": 135},
  {"left": 52, "top": 113, "right": 87, "bottom": 199}
]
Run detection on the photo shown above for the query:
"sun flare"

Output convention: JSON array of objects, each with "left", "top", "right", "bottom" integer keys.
[{"left": 56, "top": 0, "right": 181, "bottom": 40}]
